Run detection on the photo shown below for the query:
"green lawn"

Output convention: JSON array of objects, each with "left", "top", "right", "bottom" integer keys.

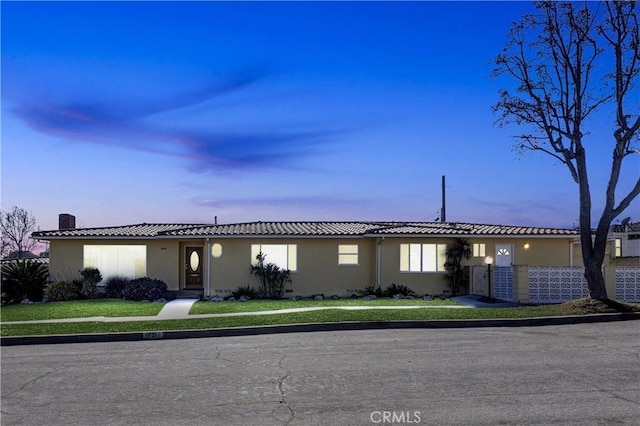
[
  {"left": 0, "top": 303, "right": 573, "bottom": 337},
  {"left": 2, "top": 298, "right": 636, "bottom": 338},
  {"left": 190, "top": 297, "right": 459, "bottom": 314},
  {"left": 0, "top": 299, "right": 165, "bottom": 322}
]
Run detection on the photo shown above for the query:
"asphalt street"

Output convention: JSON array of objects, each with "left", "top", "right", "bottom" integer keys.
[{"left": 1, "top": 321, "right": 639, "bottom": 425}]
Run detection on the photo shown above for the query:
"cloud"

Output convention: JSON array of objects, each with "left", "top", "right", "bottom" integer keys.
[{"left": 11, "top": 68, "right": 342, "bottom": 173}]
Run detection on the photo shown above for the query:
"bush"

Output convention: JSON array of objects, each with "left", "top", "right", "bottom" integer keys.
[
  {"left": 104, "top": 276, "right": 131, "bottom": 299},
  {"left": 249, "top": 253, "right": 291, "bottom": 299},
  {"left": 383, "top": 283, "right": 416, "bottom": 297},
  {"left": 231, "top": 284, "right": 260, "bottom": 299},
  {"left": 122, "top": 277, "right": 167, "bottom": 301},
  {"left": 45, "top": 280, "right": 82, "bottom": 302},
  {"left": 1, "top": 260, "right": 49, "bottom": 304},
  {"left": 79, "top": 267, "right": 102, "bottom": 299},
  {"left": 360, "top": 285, "right": 384, "bottom": 297}
]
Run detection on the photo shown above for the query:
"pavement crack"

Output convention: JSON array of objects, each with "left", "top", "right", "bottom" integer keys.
[{"left": 272, "top": 354, "right": 294, "bottom": 424}]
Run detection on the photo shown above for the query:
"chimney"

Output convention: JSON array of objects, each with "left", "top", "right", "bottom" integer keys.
[{"left": 59, "top": 213, "right": 76, "bottom": 230}]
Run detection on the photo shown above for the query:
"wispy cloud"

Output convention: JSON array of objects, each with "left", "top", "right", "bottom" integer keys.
[{"left": 11, "top": 68, "right": 342, "bottom": 173}]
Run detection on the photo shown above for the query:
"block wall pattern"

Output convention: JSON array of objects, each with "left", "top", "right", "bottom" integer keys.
[
  {"left": 528, "top": 266, "right": 588, "bottom": 304},
  {"left": 615, "top": 267, "right": 640, "bottom": 302},
  {"left": 493, "top": 266, "right": 514, "bottom": 302}
]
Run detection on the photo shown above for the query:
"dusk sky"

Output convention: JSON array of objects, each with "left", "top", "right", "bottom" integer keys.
[{"left": 2, "top": 1, "right": 639, "bottom": 232}]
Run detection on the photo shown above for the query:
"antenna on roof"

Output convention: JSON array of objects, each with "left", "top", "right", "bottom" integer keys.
[{"left": 440, "top": 175, "right": 446, "bottom": 223}]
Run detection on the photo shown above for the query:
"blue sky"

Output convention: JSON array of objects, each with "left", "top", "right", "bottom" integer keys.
[{"left": 2, "top": 1, "right": 638, "bottom": 232}]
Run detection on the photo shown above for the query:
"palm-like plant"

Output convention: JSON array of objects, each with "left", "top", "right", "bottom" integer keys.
[
  {"left": 444, "top": 238, "right": 472, "bottom": 296},
  {"left": 249, "top": 252, "right": 291, "bottom": 299},
  {"left": 1, "top": 259, "right": 49, "bottom": 304}
]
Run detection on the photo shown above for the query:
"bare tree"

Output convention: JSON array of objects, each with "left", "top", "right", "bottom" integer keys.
[
  {"left": 493, "top": 1, "right": 640, "bottom": 299},
  {"left": 0, "top": 206, "right": 39, "bottom": 259}
]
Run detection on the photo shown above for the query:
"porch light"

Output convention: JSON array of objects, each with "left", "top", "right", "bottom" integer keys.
[
  {"left": 212, "top": 243, "right": 222, "bottom": 258},
  {"left": 524, "top": 243, "right": 530, "bottom": 250},
  {"left": 485, "top": 256, "right": 493, "bottom": 299}
]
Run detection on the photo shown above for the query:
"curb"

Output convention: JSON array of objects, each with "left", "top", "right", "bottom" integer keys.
[{"left": 2, "top": 312, "right": 639, "bottom": 346}]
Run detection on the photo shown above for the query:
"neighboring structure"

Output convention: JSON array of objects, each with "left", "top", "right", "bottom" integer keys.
[
  {"left": 610, "top": 221, "right": 640, "bottom": 258},
  {"left": 32, "top": 215, "right": 585, "bottom": 299}
]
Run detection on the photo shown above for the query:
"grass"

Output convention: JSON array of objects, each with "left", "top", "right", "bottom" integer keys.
[
  {"left": 190, "top": 297, "right": 458, "bottom": 314},
  {"left": 1, "top": 298, "right": 637, "bottom": 337},
  {"left": 0, "top": 299, "right": 165, "bottom": 322}
]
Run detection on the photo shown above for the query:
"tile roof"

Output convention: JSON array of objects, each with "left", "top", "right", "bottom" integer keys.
[
  {"left": 32, "top": 221, "right": 580, "bottom": 239},
  {"left": 31, "top": 223, "right": 210, "bottom": 239},
  {"left": 611, "top": 222, "right": 640, "bottom": 233}
]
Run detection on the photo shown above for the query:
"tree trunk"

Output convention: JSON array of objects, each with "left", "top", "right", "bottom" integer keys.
[{"left": 584, "top": 261, "right": 607, "bottom": 300}]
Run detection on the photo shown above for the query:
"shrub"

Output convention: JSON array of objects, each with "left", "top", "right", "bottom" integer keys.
[
  {"left": 249, "top": 253, "right": 291, "bottom": 299},
  {"left": 231, "top": 284, "right": 260, "bottom": 299},
  {"left": 104, "top": 276, "right": 131, "bottom": 299},
  {"left": 1, "top": 260, "right": 49, "bottom": 304},
  {"left": 360, "top": 285, "right": 384, "bottom": 297},
  {"left": 45, "top": 280, "right": 82, "bottom": 302},
  {"left": 122, "top": 277, "right": 167, "bottom": 301},
  {"left": 383, "top": 283, "right": 416, "bottom": 297},
  {"left": 79, "top": 267, "right": 103, "bottom": 299}
]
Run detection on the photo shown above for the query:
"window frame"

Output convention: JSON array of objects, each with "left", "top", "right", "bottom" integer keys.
[
  {"left": 472, "top": 243, "right": 486, "bottom": 258},
  {"left": 251, "top": 244, "right": 298, "bottom": 272},
  {"left": 83, "top": 245, "right": 147, "bottom": 281},
  {"left": 338, "top": 244, "right": 359, "bottom": 266},
  {"left": 400, "top": 243, "right": 447, "bottom": 273}
]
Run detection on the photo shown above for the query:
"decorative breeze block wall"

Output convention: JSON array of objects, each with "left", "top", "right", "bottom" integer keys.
[
  {"left": 615, "top": 267, "right": 640, "bottom": 302},
  {"left": 528, "top": 266, "right": 588, "bottom": 304},
  {"left": 493, "top": 266, "right": 514, "bottom": 302}
]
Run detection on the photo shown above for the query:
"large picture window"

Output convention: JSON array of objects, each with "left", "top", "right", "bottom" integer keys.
[
  {"left": 400, "top": 243, "right": 446, "bottom": 272},
  {"left": 338, "top": 244, "right": 359, "bottom": 265},
  {"left": 83, "top": 245, "right": 147, "bottom": 281},
  {"left": 251, "top": 244, "right": 297, "bottom": 271}
]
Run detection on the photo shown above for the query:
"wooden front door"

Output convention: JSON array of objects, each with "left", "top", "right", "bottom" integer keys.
[{"left": 185, "top": 246, "right": 203, "bottom": 289}]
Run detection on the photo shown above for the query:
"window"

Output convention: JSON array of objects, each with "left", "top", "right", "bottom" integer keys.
[
  {"left": 472, "top": 243, "right": 486, "bottom": 257},
  {"left": 400, "top": 243, "right": 447, "bottom": 272},
  {"left": 338, "top": 244, "right": 358, "bottom": 265},
  {"left": 83, "top": 245, "right": 146, "bottom": 281},
  {"left": 251, "top": 244, "right": 297, "bottom": 271},
  {"left": 614, "top": 239, "right": 622, "bottom": 257}
]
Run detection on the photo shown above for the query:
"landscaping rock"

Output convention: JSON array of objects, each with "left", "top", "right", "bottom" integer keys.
[
  {"left": 331, "top": 294, "right": 340, "bottom": 300},
  {"left": 209, "top": 295, "right": 224, "bottom": 302},
  {"left": 313, "top": 295, "right": 324, "bottom": 301},
  {"left": 363, "top": 295, "right": 377, "bottom": 301},
  {"left": 350, "top": 293, "right": 359, "bottom": 299},
  {"left": 239, "top": 296, "right": 249, "bottom": 302},
  {"left": 289, "top": 295, "right": 302, "bottom": 301},
  {"left": 405, "top": 295, "right": 414, "bottom": 300},
  {"left": 423, "top": 295, "right": 434, "bottom": 301},
  {"left": 20, "top": 299, "right": 34, "bottom": 305},
  {"left": 227, "top": 296, "right": 236, "bottom": 302},
  {"left": 154, "top": 298, "right": 167, "bottom": 303},
  {"left": 392, "top": 294, "right": 405, "bottom": 300},
  {"left": 141, "top": 300, "right": 151, "bottom": 303},
  {"left": 439, "top": 293, "right": 448, "bottom": 300}
]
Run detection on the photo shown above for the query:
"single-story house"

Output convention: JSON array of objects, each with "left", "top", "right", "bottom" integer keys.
[{"left": 32, "top": 214, "right": 592, "bottom": 299}]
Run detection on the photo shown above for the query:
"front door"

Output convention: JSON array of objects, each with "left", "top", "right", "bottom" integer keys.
[
  {"left": 495, "top": 244, "right": 514, "bottom": 267},
  {"left": 185, "top": 246, "right": 203, "bottom": 289}
]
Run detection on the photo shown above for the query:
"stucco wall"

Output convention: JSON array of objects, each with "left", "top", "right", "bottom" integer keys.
[
  {"left": 48, "top": 239, "right": 181, "bottom": 288},
  {"left": 208, "top": 237, "right": 375, "bottom": 296},
  {"left": 47, "top": 235, "right": 576, "bottom": 297}
]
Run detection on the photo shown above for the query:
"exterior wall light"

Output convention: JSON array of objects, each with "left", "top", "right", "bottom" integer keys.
[
  {"left": 524, "top": 243, "right": 530, "bottom": 250},
  {"left": 485, "top": 256, "right": 494, "bottom": 299}
]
